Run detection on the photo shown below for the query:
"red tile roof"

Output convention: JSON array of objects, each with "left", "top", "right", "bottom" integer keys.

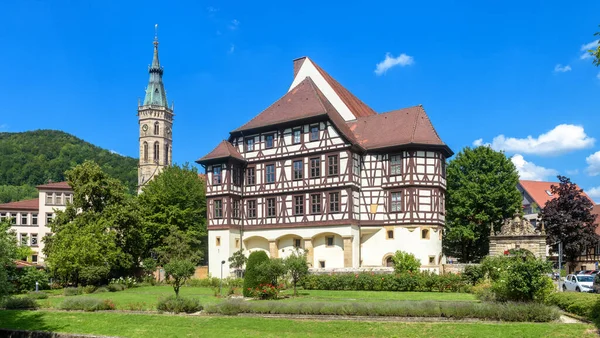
[
  {"left": 347, "top": 105, "right": 451, "bottom": 154},
  {"left": 197, "top": 140, "right": 245, "bottom": 163},
  {"left": 0, "top": 198, "right": 39, "bottom": 211},
  {"left": 36, "top": 181, "right": 71, "bottom": 190},
  {"left": 197, "top": 173, "right": 206, "bottom": 181},
  {"left": 519, "top": 180, "right": 594, "bottom": 208}
]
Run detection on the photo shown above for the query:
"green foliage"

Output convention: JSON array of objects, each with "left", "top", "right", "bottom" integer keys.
[
  {"left": 300, "top": 272, "right": 467, "bottom": 292},
  {"left": 472, "top": 280, "right": 495, "bottom": 302},
  {"left": 142, "top": 257, "right": 158, "bottom": 280},
  {"left": 94, "top": 287, "right": 108, "bottom": 293},
  {"left": 156, "top": 295, "right": 203, "bottom": 313},
  {"left": 284, "top": 249, "right": 310, "bottom": 296},
  {"left": 138, "top": 164, "right": 207, "bottom": 263},
  {"left": 185, "top": 277, "right": 243, "bottom": 288},
  {"left": 0, "top": 184, "right": 37, "bottom": 204},
  {"left": 0, "top": 129, "right": 138, "bottom": 195},
  {"left": 444, "top": 146, "right": 522, "bottom": 262},
  {"left": 247, "top": 283, "right": 283, "bottom": 300},
  {"left": 545, "top": 292, "right": 599, "bottom": 317},
  {"left": 461, "top": 265, "right": 484, "bottom": 285},
  {"left": 391, "top": 250, "right": 421, "bottom": 273},
  {"left": 206, "top": 299, "right": 560, "bottom": 322},
  {"left": 590, "top": 297, "right": 600, "bottom": 329},
  {"left": 82, "top": 285, "right": 97, "bottom": 294},
  {"left": 243, "top": 251, "right": 270, "bottom": 297},
  {"left": 541, "top": 175, "right": 598, "bottom": 269},
  {"left": 590, "top": 26, "right": 600, "bottom": 67},
  {"left": 59, "top": 297, "right": 116, "bottom": 311},
  {"left": 26, "top": 291, "right": 49, "bottom": 299},
  {"left": 107, "top": 283, "right": 126, "bottom": 292},
  {"left": 228, "top": 249, "right": 247, "bottom": 277},
  {"left": 16, "top": 267, "right": 50, "bottom": 293},
  {"left": 0, "top": 220, "right": 19, "bottom": 297},
  {"left": 1, "top": 296, "right": 39, "bottom": 309},
  {"left": 64, "top": 287, "right": 83, "bottom": 296},
  {"left": 480, "top": 253, "right": 553, "bottom": 302},
  {"left": 79, "top": 265, "right": 111, "bottom": 286},
  {"left": 163, "top": 259, "right": 196, "bottom": 297},
  {"left": 256, "top": 258, "right": 287, "bottom": 286}
]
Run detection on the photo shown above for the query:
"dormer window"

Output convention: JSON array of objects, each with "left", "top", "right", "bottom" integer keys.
[{"left": 245, "top": 138, "right": 254, "bottom": 152}]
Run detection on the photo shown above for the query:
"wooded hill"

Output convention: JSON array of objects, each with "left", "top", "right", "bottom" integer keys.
[{"left": 0, "top": 130, "right": 137, "bottom": 202}]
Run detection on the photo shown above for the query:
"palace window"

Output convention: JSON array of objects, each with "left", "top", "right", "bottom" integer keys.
[
  {"left": 143, "top": 142, "right": 148, "bottom": 162},
  {"left": 352, "top": 154, "right": 361, "bottom": 176},
  {"left": 154, "top": 122, "right": 159, "bottom": 135},
  {"left": 311, "top": 194, "right": 321, "bottom": 214},
  {"left": 293, "top": 160, "right": 303, "bottom": 180},
  {"left": 213, "top": 166, "right": 222, "bottom": 185},
  {"left": 387, "top": 230, "right": 394, "bottom": 239},
  {"left": 329, "top": 192, "right": 340, "bottom": 213},
  {"left": 45, "top": 193, "right": 53, "bottom": 205},
  {"left": 11, "top": 215, "right": 16, "bottom": 225},
  {"left": 310, "top": 125, "right": 319, "bottom": 141},
  {"left": 0, "top": 213, "right": 5, "bottom": 221},
  {"left": 390, "top": 154, "right": 402, "bottom": 175},
  {"left": 55, "top": 194, "right": 62, "bottom": 205},
  {"left": 310, "top": 158, "right": 320, "bottom": 178},
  {"left": 292, "top": 129, "right": 302, "bottom": 144},
  {"left": 232, "top": 199, "right": 241, "bottom": 219},
  {"left": 164, "top": 144, "right": 169, "bottom": 165},
  {"left": 294, "top": 195, "right": 304, "bottom": 215},
  {"left": 232, "top": 166, "right": 242, "bottom": 186},
  {"left": 46, "top": 213, "right": 53, "bottom": 225},
  {"left": 421, "top": 228, "right": 430, "bottom": 240},
  {"left": 265, "top": 164, "right": 275, "bottom": 183},
  {"left": 31, "top": 255, "right": 38, "bottom": 263},
  {"left": 246, "top": 167, "right": 255, "bottom": 185},
  {"left": 390, "top": 192, "right": 402, "bottom": 212},
  {"left": 216, "top": 237, "right": 221, "bottom": 246},
  {"left": 326, "top": 236, "right": 334, "bottom": 247},
  {"left": 247, "top": 200, "right": 257, "bottom": 219},
  {"left": 32, "top": 214, "right": 38, "bottom": 226},
  {"left": 30, "top": 234, "right": 38, "bottom": 247},
  {"left": 319, "top": 261, "right": 325, "bottom": 268},
  {"left": 429, "top": 256, "right": 435, "bottom": 264},
  {"left": 20, "top": 233, "right": 27, "bottom": 246},
  {"left": 441, "top": 159, "right": 447, "bottom": 178},
  {"left": 265, "top": 134, "right": 275, "bottom": 149},
  {"left": 21, "top": 214, "right": 28, "bottom": 225},
  {"left": 154, "top": 142, "right": 160, "bottom": 162},
  {"left": 266, "top": 198, "right": 276, "bottom": 218},
  {"left": 246, "top": 138, "right": 254, "bottom": 152},
  {"left": 328, "top": 155, "right": 338, "bottom": 176},
  {"left": 294, "top": 238, "right": 302, "bottom": 248},
  {"left": 214, "top": 200, "right": 223, "bottom": 219}
]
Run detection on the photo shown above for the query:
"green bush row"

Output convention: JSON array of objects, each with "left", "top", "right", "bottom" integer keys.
[
  {"left": 0, "top": 297, "right": 39, "bottom": 310},
  {"left": 59, "top": 297, "right": 115, "bottom": 311},
  {"left": 185, "top": 277, "right": 244, "bottom": 288},
  {"left": 205, "top": 299, "right": 560, "bottom": 322},
  {"left": 300, "top": 272, "right": 468, "bottom": 292},
  {"left": 545, "top": 292, "right": 600, "bottom": 318},
  {"left": 156, "top": 296, "right": 203, "bottom": 314}
]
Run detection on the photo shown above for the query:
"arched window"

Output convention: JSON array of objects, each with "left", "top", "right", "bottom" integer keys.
[
  {"left": 386, "top": 256, "right": 394, "bottom": 267},
  {"left": 164, "top": 144, "right": 169, "bottom": 165},
  {"left": 154, "top": 142, "right": 160, "bottom": 162},
  {"left": 143, "top": 142, "right": 148, "bottom": 162},
  {"left": 154, "top": 122, "right": 160, "bottom": 135}
]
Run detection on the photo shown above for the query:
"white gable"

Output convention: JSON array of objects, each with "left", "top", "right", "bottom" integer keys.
[{"left": 288, "top": 58, "right": 356, "bottom": 122}]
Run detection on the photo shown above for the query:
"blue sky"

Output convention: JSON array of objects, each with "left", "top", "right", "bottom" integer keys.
[{"left": 1, "top": 0, "right": 600, "bottom": 201}]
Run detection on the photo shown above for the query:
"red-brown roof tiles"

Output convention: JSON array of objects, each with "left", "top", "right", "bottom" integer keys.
[
  {"left": 347, "top": 105, "right": 450, "bottom": 154},
  {"left": 197, "top": 140, "right": 245, "bottom": 163},
  {"left": 36, "top": 181, "right": 71, "bottom": 190},
  {"left": 519, "top": 180, "right": 594, "bottom": 208},
  {"left": 0, "top": 198, "right": 39, "bottom": 211}
]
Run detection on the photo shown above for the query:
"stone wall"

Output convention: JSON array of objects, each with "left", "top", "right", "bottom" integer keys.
[
  {"left": 489, "top": 235, "right": 547, "bottom": 259},
  {"left": 441, "top": 264, "right": 479, "bottom": 274}
]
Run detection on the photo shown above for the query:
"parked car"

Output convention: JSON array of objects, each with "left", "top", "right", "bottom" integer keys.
[
  {"left": 585, "top": 270, "right": 599, "bottom": 275},
  {"left": 593, "top": 274, "right": 600, "bottom": 293},
  {"left": 563, "top": 274, "right": 594, "bottom": 292}
]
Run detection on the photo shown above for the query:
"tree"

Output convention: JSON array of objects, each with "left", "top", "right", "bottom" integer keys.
[
  {"left": 0, "top": 220, "right": 19, "bottom": 297},
  {"left": 157, "top": 229, "right": 198, "bottom": 297},
  {"left": 164, "top": 259, "right": 195, "bottom": 297},
  {"left": 444, "top": 146, "right": 522, "bottom": 262},
  {"left": 391, "top": 250, "right": 421, "bottom": 273},
  {"left": 541, "top": 176, "right": 598, "bottom": 271},
  {"left": 284, "top": 249, "right": 309, "bottom": 296},
  {"left": 589, "top": 27, "right": 600, "bottom": 67},
  {"left": 243, "top": 251, "right": 269, "bottom": 297},
  {"left": 138, "top": 164, "right": 207, "bottom": 263},
  {"left": 257, "top": 258, "right": 287, "bottom": 286},
  {"left": 228, "top": 250, "right": 247, "bottom": 278}
]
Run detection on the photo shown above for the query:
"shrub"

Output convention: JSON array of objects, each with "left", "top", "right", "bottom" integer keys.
[
  {"left": 60, "top": 297, "right": 115, "bottom": 311},
  {"left": 123, "top": 302, "right": 147, "bottom": 311},
  {"left": 82, "top": 285, "right": 97, "bottom": 294},
  {"left": 247, "top": 283, "right": 283, "bottom": 300},
  {"left": 156, "top": 296, "right": 202, "bottom": 314},
  {"left": 391, "top": 250, "right": 421, "bottom": 274},
  {"left": 109, "top": 276, "right": 137, "bottom": 289},
  {"left": 63, "top": 287, "right": 82, "bottom": 296},
  {"left": 79, "top": 265, "right": 110, "bottom": 286},
  {"left": 107, "top": 283, "right": 125, "bottom": 292},
  {"left": 590, "top": 297, "right": 600, "bottom": 329},
  {"left": 462, "top": 265, "right": 484, "bottom": 285},
  {"left": 16, "top": 267, "right": 50, "bottom": 292},
  {"left": 94, "top": 287, "right": 108, "bottom": 293},
  {"left": 545, "top": 292, "right": 599, "bottom": 318},
  {"left": 256, "top": 258, "right": 287, "bottom": 286},
  {"left": 472, "top": 280, "right": 495, "bottom": 302},
  {"left": 1, "top": 297, "right": 39, "bottom": 309},
  {"left": 164, "top": 259, "right": 196, "bottom": 297},
  {"left": 26, "top": 291, "right": 49, "bottom": 300},
  {"left": 243, "top": 251, "right": 270, "bottom": 297},
  {"left": 206, "top": 299, "right": 560, "bottom": 322}
]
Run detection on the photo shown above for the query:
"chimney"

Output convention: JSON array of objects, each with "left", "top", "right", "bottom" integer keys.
[{"left": 293, "top": 57, "right": 307, "bottom": 78}]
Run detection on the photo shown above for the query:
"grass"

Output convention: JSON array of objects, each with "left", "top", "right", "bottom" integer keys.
[
  {"left": 34, "top": 286, "right": 477, "bottom": 311},
  {"left": 0, "top": 310, "right": 596, "bottom": 338}
]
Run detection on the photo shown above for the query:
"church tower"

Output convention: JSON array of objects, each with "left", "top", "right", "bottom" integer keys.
[{"left": 138, "top": 25, "right": 174, "bottom": 192}]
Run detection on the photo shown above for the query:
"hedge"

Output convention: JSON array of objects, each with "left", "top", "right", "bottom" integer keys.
[
  {"left": 300, "top": 271, "right": 468, "bottom": 292},
  {"left": 205, "top": 299, "right": 560, "bottom": 322},
  {"left": 545, "top": 292, "right": 600, "bottom": 318},
  {"left": 243, "top": 251, "right": 270, "bottom": 297}
]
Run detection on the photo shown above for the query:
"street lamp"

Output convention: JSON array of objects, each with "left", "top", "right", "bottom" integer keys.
[{"left": 220, "top": 260, "right": 226, "bottom": 296}]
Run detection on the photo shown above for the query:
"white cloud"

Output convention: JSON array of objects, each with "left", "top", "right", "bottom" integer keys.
[
  {"left": 109, "top": 150, "right": 122, "bottom": 156},
  {"left": 585, "top": 150, "right": 600, "bottom": 176},
  {"left": 473, "top": 139, "right": 484, "bottom": 147},
  {"left": 229, "top": 19, "right": 240, "bottom": 30},
  {"left": 228, "top": 44, "right": 235, "bottom": 54},
  {"left": 554, "top": 64, "right": 571, "bottom": 73},
  {"left": 206, "top": 6, "right": 219, "bottom": 13},
  {"left": 374, "top": 53, "right": 414, "bottom": 75},
  {"left": 597, "top": 72, "right": 600, "bottom": 80},
  {"left": 476, "top": 124, "right": 595, "bottom": 156},
  {"left": 580, "top": 40, "right": 599, "bottom": 60},
  {"left": 565, "top": 169, "right": 579, "bottom": 175},
  {"left": 511, "top": 154, "right": 558, "bottom": 181},
  {"left": 587, "top": 186, "right": 600, "bottom": 204}
]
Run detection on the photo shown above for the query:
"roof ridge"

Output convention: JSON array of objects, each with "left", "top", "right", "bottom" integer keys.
[
  {"left": 418, "top": 105, "right": 443, "bottom": 144},
  {"left": 410, "top": 106, "right": 421, "bottom": 143},
  {"left": 307, "top": 77, "right": 329, "bottom": 114}
]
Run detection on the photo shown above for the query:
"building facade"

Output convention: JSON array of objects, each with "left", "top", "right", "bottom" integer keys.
[
  {"left": 138, "top": 29, "right": 174, "bottom": 192},
  {"left": 198, "top": 57, "right": 453, "bottom": 277},
  {"left": 0, "top": 182, "right": 73, "bottom": 264}
]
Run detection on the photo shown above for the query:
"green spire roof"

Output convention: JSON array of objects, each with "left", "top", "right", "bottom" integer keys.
[{"left": 143, "top": 29, "right": 168, "bottom": 107}]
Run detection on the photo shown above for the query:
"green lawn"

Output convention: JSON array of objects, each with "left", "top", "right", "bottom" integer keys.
[
  {"left": 35, "top": 286, "right": 477, "bottom": 310},
  {"left": 0, "top": 310, "right": 596, "bottom": 338}
]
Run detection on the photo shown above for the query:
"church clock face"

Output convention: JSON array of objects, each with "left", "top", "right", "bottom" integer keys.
[{"left": 142, "top": 124, "right": 148, "bottom": 132}]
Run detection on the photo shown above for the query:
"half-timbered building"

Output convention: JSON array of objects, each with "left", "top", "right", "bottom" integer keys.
[{"left": 197, "top": 57, "right": 453, "bottom": 277}]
